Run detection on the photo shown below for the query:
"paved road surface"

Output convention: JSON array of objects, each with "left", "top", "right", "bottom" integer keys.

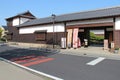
[
  {"left": 0, "top": 45, "right": 120, "bottom": 80},
  {"left": 29, "top": 54, "right": 120, "bottom": 80}
]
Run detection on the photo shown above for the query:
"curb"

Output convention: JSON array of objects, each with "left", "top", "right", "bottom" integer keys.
[{"left": 0, "top": 57, "right": 63, "bottom": 80}]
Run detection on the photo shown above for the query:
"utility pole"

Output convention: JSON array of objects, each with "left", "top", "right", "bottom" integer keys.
[{"left": 51, "top": 14, "right": 56, "bottom": 49}]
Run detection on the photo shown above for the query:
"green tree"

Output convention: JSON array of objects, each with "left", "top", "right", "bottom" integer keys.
[
  {"left": 0, "top": 27, "right": 3, "bottom": 38},
  {"left": 90, "top": 32, "right": 104, "bottom": 44},
  {"left": 90, "top": 32, "right": 96, "bottom": 40},
  {"left": 90, "top": 32, "right": 104, "bottom": 41}
]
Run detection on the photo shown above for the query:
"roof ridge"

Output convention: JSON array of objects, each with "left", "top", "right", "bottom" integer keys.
[
  {"left": 16, "top": 10, "right": 30, "bottom": 16},
  {"left": 6, "top": 10, "right": 36, "bottom": 20}
]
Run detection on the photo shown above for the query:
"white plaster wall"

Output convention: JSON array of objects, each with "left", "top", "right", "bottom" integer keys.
[
  {"left": 66, "top": 18, "right": 113, "bottom": 26},
  {"left": 20, "top": 18, "right": 30, "bottom": 24},
  {"left": 13, "top": 18, "right": 19, "bottom": 26},
  {"left": 13, "top": 17, "right": 30, "bottom": 26},
  {"left": 115, "top": 17, "right": 120, "bottom": 30},
  {"left": 19, "top": 23, "right": 65, "bottom": 34}
]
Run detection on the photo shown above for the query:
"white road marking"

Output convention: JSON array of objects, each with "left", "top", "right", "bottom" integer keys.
[
  {"left": 87, "top": 57, "right": 105, "bottom": 66},
  {"left": 0, "top": 57, "right": 64, "bottom": 80}
]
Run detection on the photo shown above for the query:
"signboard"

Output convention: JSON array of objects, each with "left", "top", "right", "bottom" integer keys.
[
  {"left": 110, "top": 42, "right": 115, "bottom": 52},
  {"left": 104, "top": 39, "right": 108, "bottom": 50},
  {"left": 61, "top": 38, "right": 66, "bottom": 48},
  {"left": 111, "top": 42, "right": 114, "bottom": 48}
]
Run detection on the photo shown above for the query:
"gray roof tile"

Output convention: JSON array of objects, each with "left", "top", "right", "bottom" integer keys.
[
  {"left": 6, "top": 11, "right": 36, "bottom": 20},
  {"left": 19, "top": 6, "right": 120, "bottom": 27}
]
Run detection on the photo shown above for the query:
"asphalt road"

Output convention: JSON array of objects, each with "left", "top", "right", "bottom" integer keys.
[
  {"left": 29, "top": 54, "right": 120, "bottom": 80},
  {"left": 0, "top": 45, "right": 120, "bottom": 80}
]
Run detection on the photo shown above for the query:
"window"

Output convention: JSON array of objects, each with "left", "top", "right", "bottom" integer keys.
[{"left": 34, "top": 30, "right": 47, "bottom": 41}]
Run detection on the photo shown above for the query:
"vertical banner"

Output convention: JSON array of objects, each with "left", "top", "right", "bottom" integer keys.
[
  {"left": 73, "top": 28, "right": 79, "bottom": 48},
  {"left": 67, "top": 29, "right": 73, "bottom": 48},
  {"left": 78, "top": 38, "right": 81, "bottom": 48}
]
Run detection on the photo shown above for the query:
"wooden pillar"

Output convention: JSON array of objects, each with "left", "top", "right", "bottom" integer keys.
[
  {"left": 104, "top": 28, "right": 107, "bottom": 39},
  {"left": 113, "top": 17, "right": 116, "bottom": 47},
  {"left": 64, "top": 22, "right": 67, "bottom": 48},
  {"left": 113, "top": 17, "right": 120, "bottom": 48},
  {"left": 84, "top": 28, "right": 90, "bottom": 46}
]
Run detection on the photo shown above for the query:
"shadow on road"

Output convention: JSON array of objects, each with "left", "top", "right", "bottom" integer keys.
[{"left": 0, "top": 46, "right": 60, "bottom": 62}]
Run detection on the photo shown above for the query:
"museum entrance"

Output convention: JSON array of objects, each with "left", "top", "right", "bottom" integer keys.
[{"left": 66, "top": 22, "right": 114, "bottom": 49}]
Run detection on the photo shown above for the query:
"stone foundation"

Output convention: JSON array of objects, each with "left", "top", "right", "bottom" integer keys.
[{"left": 7, "top": 42, "right": 55, "bottom": 48}]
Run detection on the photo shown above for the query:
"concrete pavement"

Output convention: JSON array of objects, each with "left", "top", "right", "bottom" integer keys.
[
  {"left": 0, "top": 59, "right": 50, "bottom": 80},
  {"left": 61, "top": 46, "right": 120, "bottom": 60},
  {"left": 7, "top": 43, "right": 120, "bottom": 60}
]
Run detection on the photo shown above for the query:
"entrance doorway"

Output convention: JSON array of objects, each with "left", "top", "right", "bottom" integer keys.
[
  {"left": 90, "top": 29, "right": 104, "bottom": 47},
  {"left": 78, "top": 27, "right": 113, "bottom": 47},
  {"left": 66, "top": 26, "right": 113, "bottom": 49}
]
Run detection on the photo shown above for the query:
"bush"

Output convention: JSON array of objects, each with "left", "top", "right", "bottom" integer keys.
[{"left": 96, "top": 36, "right": 104, "bottom": 41}]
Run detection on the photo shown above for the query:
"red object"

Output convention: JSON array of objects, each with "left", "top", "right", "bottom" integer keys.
[
  {"left": 22, "top": 58, "right": 54, "bottom": 67},
  {"left": 73, "top": 28, "right": 79, "bottom": 48},
  {"left": 15, "top": 56, "right": 45, "bottom": 63},
  {"left": 78, "top": 38, "right": 81, "bottom": 48}
]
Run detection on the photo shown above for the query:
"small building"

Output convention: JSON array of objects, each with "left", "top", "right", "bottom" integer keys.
[{"left": 6, "top": 7, "right": 120, "bottom": 48}]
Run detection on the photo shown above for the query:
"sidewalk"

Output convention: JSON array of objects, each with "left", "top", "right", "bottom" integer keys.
[
  {"left": 0, "top": 59, "right": 50, "bottom": 80},
  {"left": 61, "top": 47, "right": 120, "bottom": 60},
  {"left": 7, "top": 43, "right": 120, "bottom": 60}
]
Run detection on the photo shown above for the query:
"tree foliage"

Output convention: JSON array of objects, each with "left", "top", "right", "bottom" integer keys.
[
  {"left": 0, "top": 27, "right": 3, "bottom": 38},
  {"left": 90, "top": 32, "right": 104, "bottom": 41}
]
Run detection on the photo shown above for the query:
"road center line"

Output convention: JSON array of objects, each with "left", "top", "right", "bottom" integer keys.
[{"left": 86, "top": 57, "right": 105, "bottom": 66}]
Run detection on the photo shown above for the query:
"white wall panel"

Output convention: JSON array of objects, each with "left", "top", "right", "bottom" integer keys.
[
  {"left": 19, "top": 23, "right": 65, "bottom": 34},
  {"left": 13, "top": 18, "right": 19, "bottom": 26},
  {"left": 13, "top": 17, "right": 30, "bottom": 26},
  {"left": 115, "top": 17, "right": 120, "bottom": 30},
  {"left": 20, "top": 18, "right": 30, "bottom": 24},
  {"left": 66, "top": 18, "right": 113, "bottom": 26}
]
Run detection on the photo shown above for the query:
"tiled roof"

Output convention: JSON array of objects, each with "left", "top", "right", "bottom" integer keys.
[
  {"left": 6, "top": 11, "right": 36, "bottom": 20},
  {"left": 19, "top": 6, "right": 120, "bottom": 27}
]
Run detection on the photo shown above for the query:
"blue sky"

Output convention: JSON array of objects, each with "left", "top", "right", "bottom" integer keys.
[{"left": 0, "top": 0, "right": 120, "bottom": 25}]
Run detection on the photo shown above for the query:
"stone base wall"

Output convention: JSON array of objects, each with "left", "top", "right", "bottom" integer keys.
[{"left": 7, "top": 42, "right": 55, "bottom": 48}]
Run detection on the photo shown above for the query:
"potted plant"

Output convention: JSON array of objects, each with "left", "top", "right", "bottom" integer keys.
[{"left": 114, "top": 47, "right": 119, "bottom": 53}]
